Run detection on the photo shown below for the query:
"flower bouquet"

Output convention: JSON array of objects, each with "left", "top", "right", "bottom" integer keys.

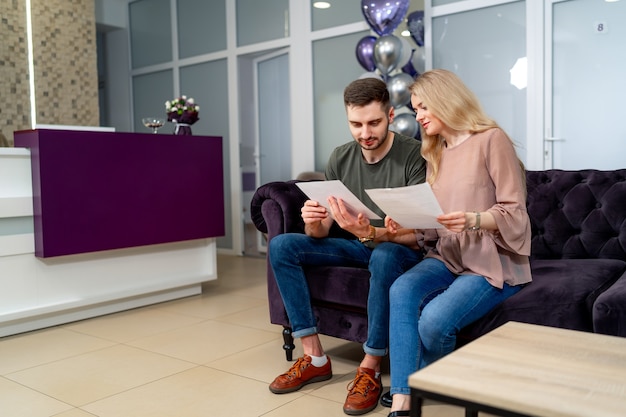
[{"left": 165, "top": 95, "right": 200, "bottom": 135}]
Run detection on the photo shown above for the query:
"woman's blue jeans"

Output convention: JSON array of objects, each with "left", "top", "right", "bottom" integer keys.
[
  {"left": 269, "top": 233, "right": 423, "bottom": 356},
  {"left": 389, "top": 258, "right": 522, "bottom": 395}
]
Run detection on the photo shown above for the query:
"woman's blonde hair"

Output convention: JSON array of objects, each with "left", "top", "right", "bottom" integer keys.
[{"left": 410, "top": 69, "right": 523, "bottom": 184}]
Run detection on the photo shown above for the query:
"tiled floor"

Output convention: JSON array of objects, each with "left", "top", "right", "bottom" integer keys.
[{"left": 0, "top": 254, "right": 476, "bottom": 417}]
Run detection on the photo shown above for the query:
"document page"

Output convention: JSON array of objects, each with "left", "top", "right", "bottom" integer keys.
[
  {"left": 296, "top": 180, "right": 381, "bottom": 220},
  {"left": 365, "top": 183, "right": 444, "bottom": 229}
]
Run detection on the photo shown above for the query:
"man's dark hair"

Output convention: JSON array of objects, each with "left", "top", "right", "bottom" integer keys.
[{"left": 343, "top": 77, "right": 391, "bottom": 110}]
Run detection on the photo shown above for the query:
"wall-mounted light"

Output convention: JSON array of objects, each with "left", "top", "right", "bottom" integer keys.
[
  {"left": 313, "top": 2, "right": 331, "bottom": 9},
  {"left": 26, "top": 0, "right": 36, "bottom": 128},
  {"left": 509, "top": 57, "right": 527, "bottom": 90}
]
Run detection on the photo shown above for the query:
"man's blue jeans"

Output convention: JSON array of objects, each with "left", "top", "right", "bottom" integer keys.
[
  {"left": 269, "top": 233, "right": 423, "bottom": 356},
  {"left": 388, "top": 258, "right": 522, "bottom": 395}
]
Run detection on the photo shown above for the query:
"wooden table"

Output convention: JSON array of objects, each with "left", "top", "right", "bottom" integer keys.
[{"left": 409, "top": 322, "right": 626, "bottom": 417}]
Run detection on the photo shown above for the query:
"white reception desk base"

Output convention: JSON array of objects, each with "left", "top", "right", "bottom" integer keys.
[{"left": 0, "top": 148, "right": 217, "bottom": 338}]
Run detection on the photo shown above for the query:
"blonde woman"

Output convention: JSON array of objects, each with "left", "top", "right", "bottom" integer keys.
[{"left": 384, "top": 69, "right": 532, "bottom": 417}]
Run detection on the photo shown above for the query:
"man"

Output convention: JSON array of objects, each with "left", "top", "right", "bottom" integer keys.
[{"left": 268, "top": 77, "right": 426, "bottom": 415}]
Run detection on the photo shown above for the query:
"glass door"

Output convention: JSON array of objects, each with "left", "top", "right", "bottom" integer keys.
[
  {"left": 252, "top": 49, "right": 291, "bottom": 254},
  {"left": 545, "top": 0, "right": 626, "bottom": 169}
]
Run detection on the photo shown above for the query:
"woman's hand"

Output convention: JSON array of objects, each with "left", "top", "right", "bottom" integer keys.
[
  {"left": 385, "top": 216, "right": 401, "bottom": 234},
  {"left": 437, "top": 211, "right": 468, "bottom": 233}
]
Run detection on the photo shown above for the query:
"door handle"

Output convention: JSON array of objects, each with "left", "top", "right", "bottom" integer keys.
[{"left": 544, "top": 137, "right": 565, "bottom": 141}]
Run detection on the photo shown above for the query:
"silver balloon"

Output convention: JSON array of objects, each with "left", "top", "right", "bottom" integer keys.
[
  {"left": 411, "top": 46, "right": 426, "bottom": 74},
  {"left": 391, "top": 112, "right": 418, "bottom": 138},
  {"left": 387, "top": 72, "right": 414, "bottom": 109},
  {"left": 359, "top": 71, "right": 383, "bottom": 80},
  {"left": 398, "top": 36, "right": 413, "bottom": 69},
  {"left": 374, "top": 35, "right": 402, "bottom": 75}
]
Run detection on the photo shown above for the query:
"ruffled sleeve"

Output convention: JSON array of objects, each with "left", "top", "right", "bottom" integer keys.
[{"left": 484, "top": 129, "right": 531, "bottom": 256}]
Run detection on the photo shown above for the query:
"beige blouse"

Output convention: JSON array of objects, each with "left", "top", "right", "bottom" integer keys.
[{"left": 425, "top": 128, "right": 532, "bottom": 288}]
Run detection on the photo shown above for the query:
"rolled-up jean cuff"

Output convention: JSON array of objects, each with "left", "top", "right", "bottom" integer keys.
[
  {"left": 363, "top": 343, "right": 387, "bottom": 357},
  {"left": 292, "top": 326, "right": 318, "bottom": 339},
  {"left": 390, "top": 387, "right": 411, "bottom": 396}
]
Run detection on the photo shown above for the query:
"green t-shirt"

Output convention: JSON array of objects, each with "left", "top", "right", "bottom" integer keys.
[{"left": 325, "top": 133, "right": 426, "bottom": 227}]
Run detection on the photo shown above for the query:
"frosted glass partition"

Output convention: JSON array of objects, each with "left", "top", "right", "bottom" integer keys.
[
  {"left": 132, "top": 70, "right": 174, "bottom": 134},
  {"left": 312, "top": 31, "right": 370, "bottom": 172},
  {"left": 129, "top": 0, "right": 172, "bottom": 68},
  {"left": 177, "top": 0, "right": 226, "bottom": 58},
  {"left": 311, "top": 0, "right": 362, "bottom": 31},
  {"left": 236, "top": 0, "right": 289, "bottom": 46},
  {"left": 549, "top": 0, "right": 626, "bottom": 170},
  {"left": 180, "top": 60, "right": 232, "bottom": 249},
  {"left": 433, "top": 1, "right": 527, "bottom": 163}
]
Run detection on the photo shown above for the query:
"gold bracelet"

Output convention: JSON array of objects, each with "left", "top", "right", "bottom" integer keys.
[{"left": 358, "top": 225, "right": 376, "bottom": 243}]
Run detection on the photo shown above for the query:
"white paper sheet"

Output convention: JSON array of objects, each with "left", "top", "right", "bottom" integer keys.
[
  {"left": 296, "top": 180, "right": 381, "bottom": 220},
  {"left": 365, "top": 183, "right": 444, "bottom": 229}
]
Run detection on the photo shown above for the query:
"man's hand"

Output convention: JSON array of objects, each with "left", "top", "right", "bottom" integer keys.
[
  {"left": 327, "top": 196, "right": 370, "bottom": 238},
  {"left": 301, "top": 200, "right": 332, "bottom": 238},
  {"left": 301, "top": 200, "right": 329, "bottom": 224}
]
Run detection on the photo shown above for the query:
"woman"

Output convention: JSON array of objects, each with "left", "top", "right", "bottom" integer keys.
[{"left": 384, "top": 69, "right": 532, "bottom": 417}]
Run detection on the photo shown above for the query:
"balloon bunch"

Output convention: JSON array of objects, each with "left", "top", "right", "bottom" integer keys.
[{"left": 355, "top": 1, "right": 425, "bottom": 138}]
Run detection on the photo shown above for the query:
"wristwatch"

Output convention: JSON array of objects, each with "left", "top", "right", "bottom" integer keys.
[
  {"left": 469, "top": 211, "right": 481, "bottom": 231},
  {"left": 359, "top": 225, "right": 376, "bottom": 243}
]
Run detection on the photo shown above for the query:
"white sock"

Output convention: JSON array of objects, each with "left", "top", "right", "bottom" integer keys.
[{"left": 309, "top": 354, "right": 328, "bottom": 367}]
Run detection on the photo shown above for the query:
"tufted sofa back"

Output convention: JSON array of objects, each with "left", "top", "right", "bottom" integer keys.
[{"left": 526, "top": 169, "right": 626, "bottom": 261}]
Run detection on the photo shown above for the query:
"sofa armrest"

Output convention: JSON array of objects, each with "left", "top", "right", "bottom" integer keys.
[
  {"left": 251, "top": 180, "right": 308, "bottom": 238},
  {"left": 593, "top": 270, "right": 626, "bottom": 337},
  {"left": 251, "top": 180, "right": 356, "bottom": 240},
  {"left": 250, "top": 180, "right": 363, "bottom": 328},
  {"left": 250, "top": 181, "right": 309, "bottom": 327}
]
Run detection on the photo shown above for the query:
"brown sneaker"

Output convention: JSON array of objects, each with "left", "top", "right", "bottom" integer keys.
[
  {"left": 269, "top": 355, "right": 332, "bottom": 394},
  {"left": 343, "top": 367, "right": 382, "bottom": 415}
]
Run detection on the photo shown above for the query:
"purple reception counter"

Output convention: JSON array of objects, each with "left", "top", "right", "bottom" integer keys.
[{"left": 14, "top": 129, "right": 224, "bottom": 258}]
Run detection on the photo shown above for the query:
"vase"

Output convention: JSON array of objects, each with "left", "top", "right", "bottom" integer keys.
[{"left": 174, "top": 123, "right": 192, "bottom": 135}]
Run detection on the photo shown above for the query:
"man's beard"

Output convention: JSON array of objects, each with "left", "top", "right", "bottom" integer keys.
[{"left": 359, "top": 122, "right": 389, "bottom": 151}]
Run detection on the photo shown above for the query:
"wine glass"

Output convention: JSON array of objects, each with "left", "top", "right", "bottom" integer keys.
[{"left": 142, "top": 117, "right": 165, "bottom": 134}]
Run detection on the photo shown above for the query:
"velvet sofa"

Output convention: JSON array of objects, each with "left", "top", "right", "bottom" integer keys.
[{"left": 251, "top": 169, "right": 626, "bottom": 360}]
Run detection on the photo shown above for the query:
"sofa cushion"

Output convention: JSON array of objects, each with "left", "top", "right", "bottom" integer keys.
[{"left": 458, "top": 258, "right": 626, "bottom": 343}]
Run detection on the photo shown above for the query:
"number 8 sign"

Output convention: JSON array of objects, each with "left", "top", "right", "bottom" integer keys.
[{"left": 594, "top": 21, "right": 609, "bottom": 34}]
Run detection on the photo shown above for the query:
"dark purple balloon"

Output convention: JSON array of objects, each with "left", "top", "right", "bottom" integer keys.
[
  {"left": 361, "top": 0, "right": 410, "bottom": 36},
  {"left": 356, "top": 36, "right": 377, "bottom": 72},
  {"left": 401, "top": 50, "right": 418, "bottom": 77},
  {"left": 407, "top": 10, "right": 425, "bottom": 47}
]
